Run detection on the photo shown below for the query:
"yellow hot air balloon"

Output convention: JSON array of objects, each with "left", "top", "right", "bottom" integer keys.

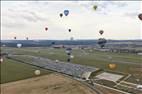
[{"left": 108, "top": 64, "right": 116, "bottom": 69}]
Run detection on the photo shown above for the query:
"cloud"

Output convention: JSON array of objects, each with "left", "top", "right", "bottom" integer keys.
[
  {"left": 1, "top": 1, "right": 141, "bottom": 40},
  {"left": 124, "top": 12, "right": 138, "bottom": 18},
  {"left": 1, "top": 2, "right": 50, "bottom": 30},
  {"left": 103, "top": 1, "right": 127, "bottom": 7},
  {"left": 19, "top": 11, "right": 47, "bottom": 22},
  {"left": 5, "top": 3, "right": 48, "bottom": 23},
  {"left": 75, "top": 1, "right": 129, "bottom": 16},
  {"left": 2, "top": 20, "right": 26, "bottom": 28}
]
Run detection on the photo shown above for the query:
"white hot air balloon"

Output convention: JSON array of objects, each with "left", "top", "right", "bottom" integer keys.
[
  {"left": 55, "top": 60, "right": 59, "bottom": 63},
  {"left": 0, "top": 58, "right": 4, "bottom": 63},
  {"left": 17, "top": 43, "right": 22, "bottom": 48},
  {"left": 70, "top": 55, "right": 74, "bottom": 59},
  {"left": 34, "top": 70, "right": 41, "bottom": 75}
]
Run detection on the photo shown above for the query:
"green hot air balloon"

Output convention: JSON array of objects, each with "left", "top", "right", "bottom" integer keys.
[{"left": 93, "top": 5, "right": 98, "bottom": 11}]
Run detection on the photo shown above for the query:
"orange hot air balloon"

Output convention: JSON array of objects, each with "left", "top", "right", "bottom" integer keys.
[{"left": 108, "top": 64, "right": 116, "bottom": 69}]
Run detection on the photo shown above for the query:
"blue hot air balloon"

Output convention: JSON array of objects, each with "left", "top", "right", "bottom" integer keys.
[{"left": 64, "top": 10, "right": 69, "bottom": 16}]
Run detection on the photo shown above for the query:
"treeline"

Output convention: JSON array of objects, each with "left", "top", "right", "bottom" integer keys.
[{"left": 1, "top": 40, "right": 142, "bottom": 47}]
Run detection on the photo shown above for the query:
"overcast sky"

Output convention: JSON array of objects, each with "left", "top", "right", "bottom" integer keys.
[{"left": 1, "top": 1, "right": 142, "bottom": 40}]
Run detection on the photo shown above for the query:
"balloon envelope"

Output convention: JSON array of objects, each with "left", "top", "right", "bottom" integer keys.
[
  {"left": 51, "top": 42, "right": 55, "bottom": 45},
  {"left": 97, "top": 38, "right": 107, "bottom": 48},
  {"left": 34, "top": 70, "right": 40, "bottom": 75},
  {"left": 93, "top": 5, "right": 97, "bottom": 10},
  {"left": 68, "top": 29, "right": 71, "bottom": 32},
  {"left": 99, "top": 30, "right": 104, "bottom": 35},
  {"left": 64, "top": 10, "right": 69, "bottom": 16},
  {"left": 138, "top": 13, "right": 142, "bottom": 20},
  {"left": 0, "top": 58, "right": 4, "bottom": 63},
  {"left": 14, "top": 37, "right": 16, "bottom": 40},
  {"left": 108, "top": 64, "right": 116, "bottom": 69},
  {"left": 17, "top": 44, "right": 22, "bottom": 48},
  {"left": 70, "top": 55, "right": 74, "bottom": 59},
  {"left": 45, "top": 27, "right": 48, "bottom": 31},
  {"left": 60, "top": 13, "right": 63, "bottom": 17},
  {"left": 66, "top": 48, "right": 72, "bottom": 51},
  {"left": 55, "top": 60, "right": 59, "bottom": 63},
  {"left": 67, "top": 58, "right": 71, "bottom": 62}
]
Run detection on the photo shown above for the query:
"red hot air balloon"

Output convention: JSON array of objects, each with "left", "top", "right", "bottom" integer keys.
[
  {"left": 99, "top": 30, "right": 104, "bottom": 35},
  {"left": 138, "top": 13, "right": 142, "bottom": 21},
  {"left": 45, "top": 27, "right": 48, "bottom": 31}
]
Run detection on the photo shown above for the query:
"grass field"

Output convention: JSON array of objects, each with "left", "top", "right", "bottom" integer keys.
[
  {"left": 0, "top": 58, "right": 52, "bottom": 84},
  {"left": 2, "top": 47, "right": 141, "bottom": 71},
  {"left": 1, "top": 47, "right": 142, "bottom": 84}
]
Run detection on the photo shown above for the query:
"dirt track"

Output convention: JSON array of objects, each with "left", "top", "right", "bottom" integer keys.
[{"left": 1, "top": 73, "right": 97, "bottom": 94}]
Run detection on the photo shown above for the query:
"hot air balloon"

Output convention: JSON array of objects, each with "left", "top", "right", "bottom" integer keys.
[
  {"left": 93, "top": 5, "right": 97, "bottom": 11},
  {"left": 64, "top": 10, "right": 69, "bottom": 16},
  {"left": 59, "top": 13, "right": 63, "bottom": 17},
  {"left": 0, "top": 58, "right": 4, "bottom": 63},
  {"left": 67, "top": 58, "right": 71, "bottom": 62},
  {"left": 99, "top": 30, "right": 104, "bottom": 35},
  {"left": 138, "top": 13, "right": 142, "bottom": 21},
  {"left": 70, "top": 55, "right": 74, "bottom": 59},
  {"left": 66, "top": 48, "right": 72, "bottom": 55},
  {"left": 55, "top": 60, "right": 59, "bottom": 63},
  {"left": 51, "top": 41, "right": 55, "bottom": 45},
  {"left": 45, "top": 27, "right": 48, "bottom": 31},
  {"left": 34, "top": 70, "right": 41, "bottom": 75},
  {"left": 67, "top": 53, "right": 71, "bottom": 56},
  {"left": 68, "top": 29, "right": 72, "bottom": 32},
  {"left": 97, "top": 38, "right": 107, "bottom": 48},
  {"left": 66, "top": 48, "right": 72, "bottom": 51},
  {"left": 14, "top": 37, "right": 16, "bottom": 40},
  {"left": 17, "top": 43, "right": 22, "bottom": 48},
  {"left": 108, "top": 64, "right": 116, "bottom": 69},
  {"left": 66, "top": 50, "right": 71, "bottom": 55}
]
